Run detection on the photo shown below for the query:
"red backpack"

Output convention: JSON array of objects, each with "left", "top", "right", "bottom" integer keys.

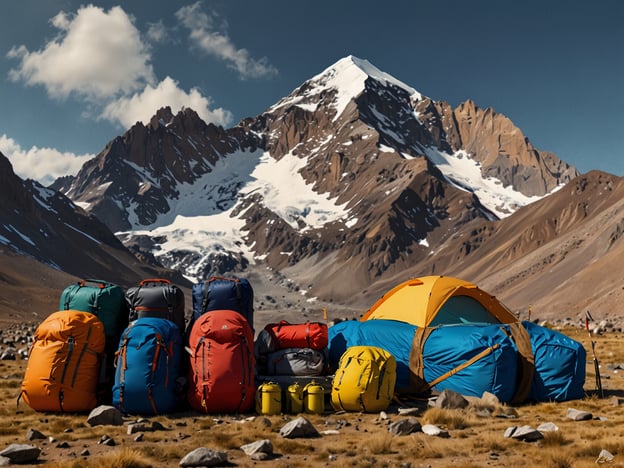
[{"left": 187, "top": 309, "right": 255, "bottom": 413}]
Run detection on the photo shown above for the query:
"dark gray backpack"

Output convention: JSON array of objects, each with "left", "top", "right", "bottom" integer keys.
[{"left": 125, "top": 279, "right": 186, "bottom": 332}]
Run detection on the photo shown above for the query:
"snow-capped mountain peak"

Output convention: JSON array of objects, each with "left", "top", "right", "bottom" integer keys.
[
  {"left": 270, "top": 55, "right": 423, "bottom": 119},
  {"left": 55, "top": 55, "right": 579, "bottom": 291}
]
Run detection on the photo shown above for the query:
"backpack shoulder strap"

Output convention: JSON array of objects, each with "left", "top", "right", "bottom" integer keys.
[{"left": 200, "top": 280, "right": 211, "bottom": 313}]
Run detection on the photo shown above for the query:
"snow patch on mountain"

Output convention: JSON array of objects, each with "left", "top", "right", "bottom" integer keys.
[
  {"left": 120, "top": 148, "right": 351, "bottom": 276},
  {"left": 125, "top": 147, "right": 350, "bottom": 232},
  {"left": 422, "top": 147, "right": 543, "bottom": 219},
  {"left": 128, "top": 210, "right": 251, "bottom": 277},
  {"left": 239, "top": 150, "right": 350, "bottom": 231},
  {"left": 3, "top": 224, "right": 35, "bottom": 246}
]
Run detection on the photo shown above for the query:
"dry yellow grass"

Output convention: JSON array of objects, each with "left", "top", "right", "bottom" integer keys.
[{"left": 0, "top": 325, "right": 622, "bottom": 467}]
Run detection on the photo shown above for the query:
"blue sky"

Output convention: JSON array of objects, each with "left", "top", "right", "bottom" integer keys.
[{"left": 1, "top": 0, "right": 622, "bottom": 185}]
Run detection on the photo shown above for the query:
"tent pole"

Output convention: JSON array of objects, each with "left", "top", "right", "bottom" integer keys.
[{"left": 585, "top": 310, "right": 604, "bottom": 398}]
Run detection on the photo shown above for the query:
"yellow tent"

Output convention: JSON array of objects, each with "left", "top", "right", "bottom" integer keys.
[
  {"left": 361, "top": 275, "right": 518, "bottom": 327},
  {"left": 360, "top": 276, "right": 533, "bottom": 402}
]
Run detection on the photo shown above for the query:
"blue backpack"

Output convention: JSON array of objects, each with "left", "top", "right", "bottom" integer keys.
[
  {"left": 190, "top": 276, "right": 254, "bottom": 332},
  {"left": 113, "top": 318, "right": 184, "bottom": 415}
]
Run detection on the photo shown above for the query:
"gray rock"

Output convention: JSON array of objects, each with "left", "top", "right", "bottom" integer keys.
[
  {"left": 87, "top": 405, "right": 123, "bottom": 426},
  {"left": 279, "top": 417, "right": 320, "bottom": 439},
  {"left": 179, "top": 448, "right": 228, "bottom": 467},
  {"left": 0, "top": 444, "right": 41, "bottom": 463},
  {"left": 250, "top": 452, "right": 271, "bottom": 461},
  {"left": 151, "top": 421, "right": 166, "bottom": 431},
  {"left": 128, "top": 423, "right": 144, "bottom": 435},
  {"left": 0, "top": 456, "right": 10, "bottom": 466},
  {"left": 98, "top": 435, "right": 116, "bottom": 446},
  {"left": 536, "top": 422, "right": 559, "bottom": 432},
  {"left": 479, "top": 391, "right": 500, "bottom": 407},
  {"left": 566, "top": 408, "right": 593, "bottom": 421},
  {"left": 26, "top": 428, "right": 46, "bottom": 440},
  {"left": 0, "top": 348, "right": 16, "bottom": 360},
  {"left": 241, "top": 439, "right": 273, "bottom": 456},
  {"left": 421, "top": 424, "right": 449, "bottom": 438},
  {"left": 505, "top": 425, "right": 544, "bottom": 442},
  {"left": 127, "top": 421, "right": 165, "bottom": 434},
  {"left": 80, "top": 449, "right": 90, "bottom": 456},
  {"left": 240, "top": 438, "right": 268, "bottom": 454},
  {"left": 596, "top": 449, "right": 615, "bottom": 463},
  {"left": 397, "top": 407, "right": 421, "bottom": 416},
  {"left": 388, "top": 417, "right": 421, "bottom": 436},
  {"left": 435, "top": 389, "right": 469, "bottom": 409}
]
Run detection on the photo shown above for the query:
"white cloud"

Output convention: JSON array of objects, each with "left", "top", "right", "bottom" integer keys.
[
  {"left": 0, "top": 135, "right": 93, "bottom": 186},
  {"left": 7, "top": 5, "right": 155, "bottom": 100},
  {"left": 101, "top": 76, "right": 233, "bottom": 128},
  {"left": 176, "top": 2, "right": 278, "bottom": 80},
  {"left": 146, "top": 20, "right": 170, "bottom": 44}
]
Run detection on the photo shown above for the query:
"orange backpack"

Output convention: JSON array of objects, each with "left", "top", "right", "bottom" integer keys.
[{"left": 20, "top": 310, "right": 106, "bottom": 412}]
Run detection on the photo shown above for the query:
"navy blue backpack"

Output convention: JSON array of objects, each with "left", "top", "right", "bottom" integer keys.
[
  {"left": 190, "top": 276, "right": 254, "bottom": 332},
  {"left": 113, "top": 318, "right": 184, "bottom": 415}
]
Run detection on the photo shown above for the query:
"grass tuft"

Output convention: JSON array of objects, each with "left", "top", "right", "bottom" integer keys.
[
  {"left": 422, "top": 407, "right": 471, "bottom": 429},
  {"left": 45, "top": 448, "right": 154, "bottom": 468},
  {"left": 367, "top": 432, "right": 394, "bottom": 454}
]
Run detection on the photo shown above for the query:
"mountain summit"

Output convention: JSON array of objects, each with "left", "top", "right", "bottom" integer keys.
[
  {"left": 52, "top": 55, "right": 579, "bottom": 306},
  {"left": 269, "top": 55, "right": 423, "bottom": 117}
]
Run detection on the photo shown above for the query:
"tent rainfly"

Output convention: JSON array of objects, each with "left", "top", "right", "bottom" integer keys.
[
  {"left": 361, "top": 275, "right": 518, "bottom": 326},
  {"left": 346, "top": 276, "right": 586, "bottom": 403}
]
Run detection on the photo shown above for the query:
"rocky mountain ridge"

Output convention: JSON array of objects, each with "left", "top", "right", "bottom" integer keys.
[
  {"left": 50, "top": 56, "right": 578, "bottom": 306},
  {"left": 7, "top": 55, "right": 622, "bottom": 321},
  {"left": 0, "top": 150, "right": 189, "bottom": 322}
]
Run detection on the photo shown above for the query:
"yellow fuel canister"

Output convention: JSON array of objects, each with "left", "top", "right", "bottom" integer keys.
[
  {"left": 285, "top": 383, "right": 303, "bottom": 414},
  {"left": 256, "top": 382, "right": 282, "bottom": 415},
  {"left": 303, "top": 381, "right": 325, "bottom": 414}
]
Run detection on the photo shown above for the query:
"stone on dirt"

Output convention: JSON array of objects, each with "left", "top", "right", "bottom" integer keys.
[
  {"left": 279, "top": 416, "right": 320, "bottom": 439},
  {"left": 0, "top": 444, "right": 41, "bottom": 464},
  {"left": 179, "top": 447, "right": 228, "bottom": 467},
  {"left": 566, "top": 408, "right": 593, "bottom": 421},
  {"left": 388, "top": 417, "right": 421, "bottom": 436},
  {"left": 87, "top": 405, "right": 123, "bottom": 426}
]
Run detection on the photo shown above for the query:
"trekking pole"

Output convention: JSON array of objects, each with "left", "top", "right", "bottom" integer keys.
[{"left": 585, "top": 310, "right": 604, "bottom": 398}]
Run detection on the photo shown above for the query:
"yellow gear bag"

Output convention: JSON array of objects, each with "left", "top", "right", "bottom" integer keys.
[{"left": 331, "top": 345, "right": 396, "bottom": 412}]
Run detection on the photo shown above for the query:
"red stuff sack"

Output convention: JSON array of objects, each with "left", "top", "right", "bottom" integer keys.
[{"left": 264, "top": 320, "right": 328, "bottom": 351}]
